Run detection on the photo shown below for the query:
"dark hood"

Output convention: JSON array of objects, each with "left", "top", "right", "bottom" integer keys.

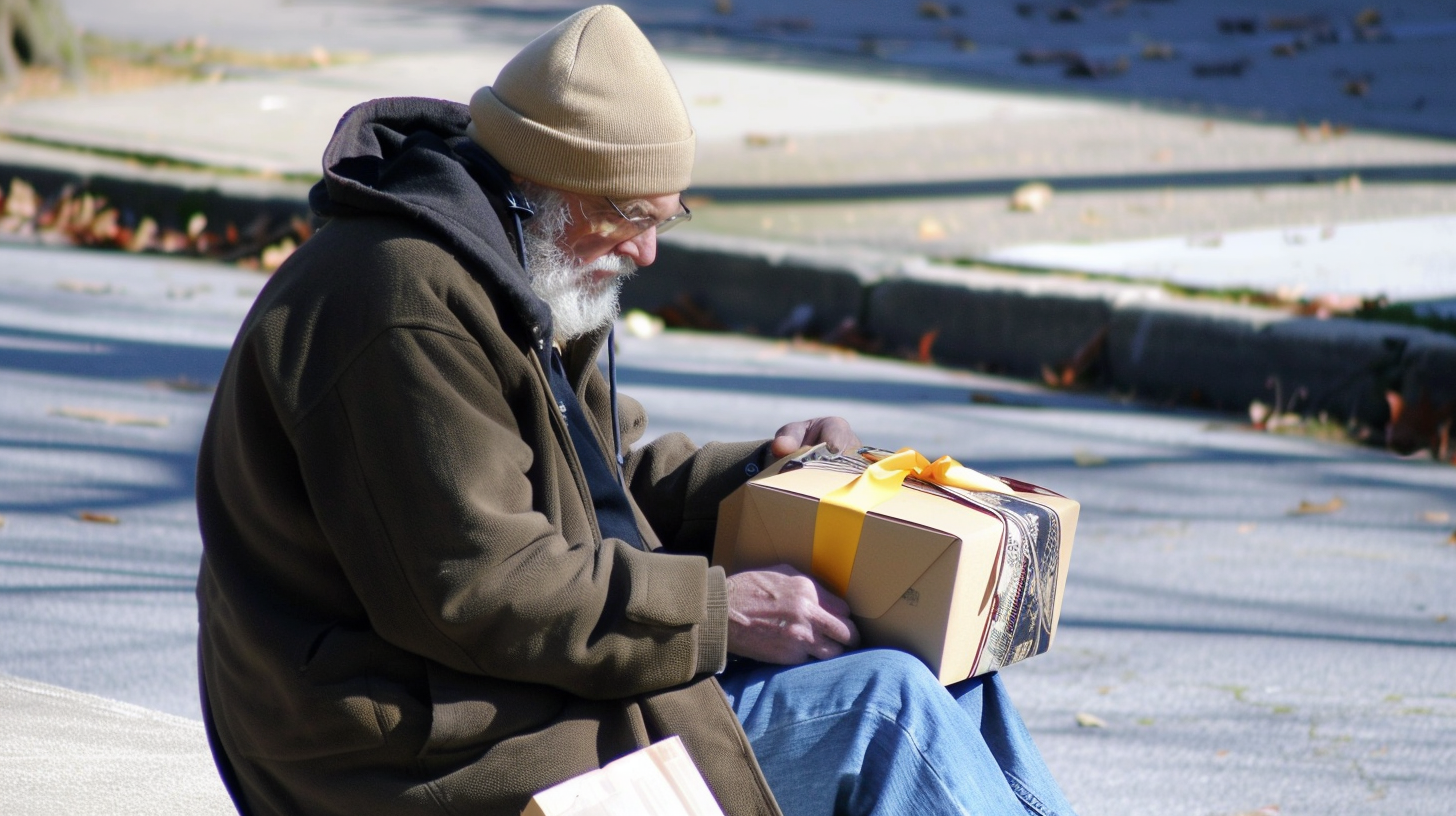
[{"left": 309, "top": 96, "right": 553, "bottom": 347}]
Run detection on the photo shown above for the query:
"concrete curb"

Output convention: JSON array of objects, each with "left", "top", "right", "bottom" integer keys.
[
  {"left": 634, "top": 236, "right": 1456, "bottom": 429},
  {"left": 625, "top": 231, "right": 891, "bottom": 338},
  {"left": 0, "top": 143, "right": 311, "bottom": 237},
  {"left": 3, "top": 156, "right": 1450, "bottom": 430}
]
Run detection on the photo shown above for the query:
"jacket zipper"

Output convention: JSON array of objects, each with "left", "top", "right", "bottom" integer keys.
[{"left": 528, "top": 350, "right": 605, "bottom": 546}]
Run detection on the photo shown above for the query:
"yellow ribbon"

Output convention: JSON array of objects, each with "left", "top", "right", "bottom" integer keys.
[{"left": 811, "top": 449, "right": 1011, "bottom": 597}]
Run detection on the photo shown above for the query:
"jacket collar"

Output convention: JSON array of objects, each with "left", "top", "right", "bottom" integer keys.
[{"left": 309, "top": 96, "right": 555, "bottom": 349}]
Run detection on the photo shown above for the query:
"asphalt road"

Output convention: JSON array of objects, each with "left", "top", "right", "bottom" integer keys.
[{"left": 1, "top": 244, "right": 1453, "bottom": 815}]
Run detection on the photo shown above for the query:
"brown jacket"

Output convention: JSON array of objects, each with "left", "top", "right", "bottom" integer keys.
[{"left": 195, "top": 98, "right": 782, "bottom": 816}]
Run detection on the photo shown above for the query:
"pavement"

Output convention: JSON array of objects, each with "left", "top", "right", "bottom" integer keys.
[
  {"left": 1, "top": 2, "right": 1455, "bottom": 814},
  {"left": 0, "top": 673, "right": 232, "bottom": 814},
  {"left": 3, "top": 243, "right": 1456, "bottom": 816}
]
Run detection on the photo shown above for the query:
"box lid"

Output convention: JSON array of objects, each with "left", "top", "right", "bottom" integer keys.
[{"left": 747, "top": 466, "right": 1002, "bottom": 619}]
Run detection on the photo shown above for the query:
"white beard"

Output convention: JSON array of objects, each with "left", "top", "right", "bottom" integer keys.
[{"left": 521, "top": 186, "right": 636, "bottom": 342}]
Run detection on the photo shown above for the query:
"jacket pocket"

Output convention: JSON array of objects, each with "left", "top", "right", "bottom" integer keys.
[
  {"left": 420, "top": 662, "right": 566, "bottom": 758},
  {"left": 226, "top": 624, "right": 389, "bottom": 762}
]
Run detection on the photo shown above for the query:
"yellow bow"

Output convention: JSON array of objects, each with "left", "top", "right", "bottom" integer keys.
[{"left": 811, "top": 449, "right": 1010, "bottom": 597}]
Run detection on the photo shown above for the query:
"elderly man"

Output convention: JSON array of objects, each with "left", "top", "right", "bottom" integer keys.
[{"left": 196, "top": 6, "right": 1075, "bottom": 816}]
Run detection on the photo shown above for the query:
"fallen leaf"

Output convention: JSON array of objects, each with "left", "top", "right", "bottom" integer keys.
[
  {"left": 1010, "top": 182, "right": 1053, "bottom": 213},
  {"left": 917, "top": 1, "right": 950, "bottom": 20},
  {"left": 1192, "top": 58, "right": 1251, "bottom": 77},
  {"left": 1385, "top": 390, "right": 1404, "bottom": 426},
  {"left": 1049, "top": 326, "right": 1109, "bottom": 387},
  {"left": 917, "top": 217, "right": 947, "bottom": 241},
  {"left": 1422, "top": 511, "right": 1451, "bottom": 524},
  {"left": 50, "top": 407, "right": 170, "bottom": 427},
  {"left": 1289, "top": 497, "right": 1344, "bottom": 515},
  {"left": 1232, "top": 807, "right": 1280, "bottom": 816},
  {"left": 1050, "top": 5, "right": 1082, "bottom": 23},
  {"left": 1237, "top": 523, "right": 1257, "bottom": 534},
  {"left": 57, "top": 280, "right": 113, "bottom": 295},
  {"left": 622, "top": 309, "right": 664, "bottom": 339},
  {"left": 1073, "top": 449, "right": 1108, "bottom": 467},
  {"left": 1447, "top": 531, "right": 1456, "bottom": 545},
  {"left": 128, "top": 217, "right": 158, "bottom": 253},
  {"left": 1141, "top": 42, "right": 1175, "bottom": 60},
  {"left": 916, "top": 329, "right": 939, "bottom": 364},
  {"left": 261, "top": 237, "right": 297, "bottom": 272},
  {"left": 78, "top": 512, "right": 120, "bottom": 524},
  {"left": 1074, "top": 712, "right": 1106, "bottom": 728},
  {"left": 1215, "top": 749, "right": 1231, "bottom": 758},
  {"left": 148, "top": 377, "right": 214, "bottom": 393},
  {"left": 1435, "top": 615, "right": 1449, "bottom": 623},
  {"left": 0, "top": 513, "right": 6, "bottom": 528},
  {"left": 1248, "top": 400, "right": 1271, "bottom": 428},
  {"left": 4, "top": 177, "right": 37, "bottom": 219},
  {"left": 743, "top": 132, "right": 790, "bottom": 149}
]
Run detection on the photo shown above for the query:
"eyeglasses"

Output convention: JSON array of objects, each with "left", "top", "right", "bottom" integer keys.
[{"left": 584, "top": 195, "right": 692, "bottom": 244}]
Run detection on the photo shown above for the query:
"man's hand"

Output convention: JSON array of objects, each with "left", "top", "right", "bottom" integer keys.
[
  {"left": 770, "top": 417, "right": 860, "bottom": 459},
  {"left": 725, "top": 565, "right": 859, "bottom": 664}
]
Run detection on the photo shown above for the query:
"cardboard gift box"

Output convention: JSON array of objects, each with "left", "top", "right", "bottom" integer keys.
[
  {"left": 521, "top": 736, "right": 725, "bottom": 816},
  {"left": 713, "top": 446, "right": 1079, "bottom": 684}
]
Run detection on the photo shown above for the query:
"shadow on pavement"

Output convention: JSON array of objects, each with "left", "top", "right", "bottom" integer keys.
[{"left": 0, "top": 327, "right": 229, "bottom": 383}]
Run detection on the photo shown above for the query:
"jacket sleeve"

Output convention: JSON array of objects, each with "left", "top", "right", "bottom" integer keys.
[
  {"left": 289, "top": 326, "right": 723, "bottom": 699},
  {"left": 617, "top": 392, "right": 772, "bottom": 559}
]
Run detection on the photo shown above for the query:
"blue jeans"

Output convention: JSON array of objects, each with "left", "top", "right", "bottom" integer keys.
[{"left": 717, "top": 649, "right": 1077, "bottom": 816}]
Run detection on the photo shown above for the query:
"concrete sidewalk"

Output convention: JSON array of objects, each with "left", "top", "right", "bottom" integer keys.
[
  {"left": 0, "top": 673, "right": 231, "bottom": 814},
  {"left": 3, "top": 244, "right": 1455, "bottom": 816}
]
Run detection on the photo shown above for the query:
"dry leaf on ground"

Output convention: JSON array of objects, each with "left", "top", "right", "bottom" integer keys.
[
  {"left": 623, "top": 310, "right": 664, "bottom": 339},
  {"left": 1009, "top": 182, "right": 1053, "bottom": 213},
  {"left": 50, "top": 407, "right": 170, "bottom": 427},
  {"left": 1073, "top": 449, "right": 1108, "bottom": 467},
  {"left": 1447, "top": 531, "right": 1456, "bottom": 545},
  {"left": 78, "top": 512, "right": 120, "bottom": 524},
  {"left": 1231, "top": 807, "right": 1280, "bottom": 816},
  {"left": 0, "top": 513, "right": 6, "bottom": 528},
  {"left": 148, "top": 377, "right": 214, "bottom": 393},
  {"left": 1237, "top": 523, "right": 1257, "bottom": 534},
  {"left": 916, "top": 329, "right": 939, "bottom": 364},
  {"left": 917, "top": 218, "right": 947, "bottom": 241},
  {"left": 1420, "top": 511, "right": 1450, "bottom": 524},
  {"left": 57, "top": 280, "right": 113, "bottom": 295},
  {"left": 4, "top": 178, "right": 38, "bottom": 218},
  {"left": 1074, "top": 712, "right": 1107, "bottom": 728},
  {"left": 1289, "top": 497, "right": 1344, "bottom": 515}
]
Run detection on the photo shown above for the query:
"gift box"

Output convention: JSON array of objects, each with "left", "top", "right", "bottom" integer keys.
[
  {"left": 713, "top": 446, "right": 1079, "bottom": 684},
  {"left": 521, "top": 736, "right": 725, "bottom": 816}
]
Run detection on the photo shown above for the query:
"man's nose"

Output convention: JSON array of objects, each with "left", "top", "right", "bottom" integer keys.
[{"left": 614, "top": 228, "right": 657, "bottom": 267}]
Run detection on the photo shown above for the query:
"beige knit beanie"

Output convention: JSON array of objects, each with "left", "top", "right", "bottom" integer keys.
[{"left": 467, "top": 5, "right": 695, "bottom": 198}]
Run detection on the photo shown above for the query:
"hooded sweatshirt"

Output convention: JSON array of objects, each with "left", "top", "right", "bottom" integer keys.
[{"left": 195, "top": 97, "right": 781, "bottom": 816}]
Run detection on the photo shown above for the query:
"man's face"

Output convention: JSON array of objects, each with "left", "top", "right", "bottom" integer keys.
[
  {"left": 520, "top": 186, "right": 682, "bottom": 341},
  {"left": 556, "top": 191, "right": 683, "bottom": 268}
]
